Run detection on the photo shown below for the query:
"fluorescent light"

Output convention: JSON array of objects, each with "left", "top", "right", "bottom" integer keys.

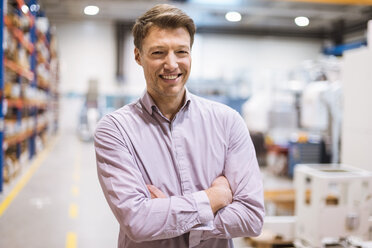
[
  {"left": 84, "top": 5, "right": 99, "bottom": 16},
  {"left": 295, "top": 16, "right": 309, "bottom": 27},
  {"left": 21, "top": 4, "right": 29, "bottom": 14},
  {"left": 225, "top": 11, "right": 242, "bottom": 22}
]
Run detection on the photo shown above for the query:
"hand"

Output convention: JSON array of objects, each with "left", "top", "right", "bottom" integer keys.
[
  {"left": 205, "top": 176, "right": 233, "bottom": 214},
  {"left": 147, "top": 185, "right": 167, "bottom": 199}
]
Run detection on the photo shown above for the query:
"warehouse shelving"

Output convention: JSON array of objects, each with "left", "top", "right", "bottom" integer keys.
[
  {"left": 0, "top": 0, "right": 59, "bottom": 192},
  {"left": 0, "top": 0, "right": 4, "bottom": 193}
]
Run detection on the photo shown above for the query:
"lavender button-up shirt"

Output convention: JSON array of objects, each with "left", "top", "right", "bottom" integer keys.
[{"left": 94, "top": 89, "right": 264, "bottom": 248}]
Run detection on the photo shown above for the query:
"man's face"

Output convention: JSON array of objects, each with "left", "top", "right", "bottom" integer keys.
[{"left": 135, "top": 26, "right": 192, "bottom": 101}]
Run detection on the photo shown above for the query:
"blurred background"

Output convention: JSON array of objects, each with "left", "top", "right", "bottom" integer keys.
[{"left": 0, "top": 0, "right": 372, "bottom": 247}]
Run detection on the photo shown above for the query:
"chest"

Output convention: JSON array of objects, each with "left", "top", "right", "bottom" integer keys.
[{"left": 124, "top": 114, "right": 228, "bottom": 196}]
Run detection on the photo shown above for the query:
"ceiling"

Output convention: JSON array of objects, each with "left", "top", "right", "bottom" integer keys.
[{"left": 37, "top": 0, "right": 372, "bottom": 41}]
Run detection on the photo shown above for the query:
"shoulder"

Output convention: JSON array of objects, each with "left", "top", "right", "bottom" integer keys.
[
  {"left": 94, "top": 101, "right": 144, "bottom": 147},
  {"left": 96, "top": 100, "right": 142, "bottom": 133}
]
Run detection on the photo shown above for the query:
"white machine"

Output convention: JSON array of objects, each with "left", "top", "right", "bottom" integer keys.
[
  {"left": 301, "top": 80, "right": 342, "bottom": 163},
  {"left": 294, "top": 164, "right": 372, "bottom": 247}
]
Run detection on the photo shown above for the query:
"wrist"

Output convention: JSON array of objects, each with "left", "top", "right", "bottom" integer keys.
[
  {"left": 205, "top": 188, "right": 219, "bottom": 214},
  {"left": 205, "top": 186, "right": 231, "bottom": 214}
]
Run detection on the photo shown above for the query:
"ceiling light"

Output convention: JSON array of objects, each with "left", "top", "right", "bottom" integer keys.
[
  {"left": 30, "top": 4, "right": 40, "bottom": 12},
  {"left": 294, "top": 16, "right": 309, "bottom": 27},
  {"left": 225, "top": 11, "right": 242, "bottom": 22},
  {"left": 84, "top": 5, "right": 99, "bottom": 16},
  {"left": 21, "top": 4, "right": 29, "bottom": 14}
]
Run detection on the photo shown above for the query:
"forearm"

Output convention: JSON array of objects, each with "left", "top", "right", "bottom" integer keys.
[
  {"left": 95, "top": 118, "right": 215, "bottom": 243},
  {"left": 188, "top": 179, "right": 263, "bottom": 246},
  {"left": 201, "top": 120, "right": 265, "bottom": 240},
  {"left": 200, "top": 163, "right": 265, "bottom": 240},
  {"left": 204, "top": 177, "right": 232, "bottom": 214},
  {"left": 98, "top": 173, "right": 214, "bottom": 242},
  {"left": 201, "top": 195, "right": 265, "bottom": 240}
]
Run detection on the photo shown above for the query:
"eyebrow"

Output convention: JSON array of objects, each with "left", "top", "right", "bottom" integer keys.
[
  {"left": 177, "top": 46, "right": 190, "bottom": 50},
  {"left": 148, "top": 45, "right": 190, "bottom": 51},
  {"left": 149, "top": 46, "right": 165, "bottom": 50}
]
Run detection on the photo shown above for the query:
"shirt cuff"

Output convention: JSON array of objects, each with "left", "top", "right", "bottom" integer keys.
[{"left": 192, "top": 190, "right": 214, "bottom": 224}]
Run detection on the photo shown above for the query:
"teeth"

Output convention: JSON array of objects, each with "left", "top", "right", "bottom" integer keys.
[{"left": 162, "top": 75, "right": 178, "bottom": 80}]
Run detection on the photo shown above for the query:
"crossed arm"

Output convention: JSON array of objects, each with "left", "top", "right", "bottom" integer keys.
[
  {"left": 95, "top": 112, "right": 264, "bottom": 243},
  {"left": 147, "top": 176, "right": 233, "bottom": 215}
]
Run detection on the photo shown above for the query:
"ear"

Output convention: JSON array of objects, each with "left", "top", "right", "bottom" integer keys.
[{"left": 134, "top": 48, "right": 142, "bottom": 66}]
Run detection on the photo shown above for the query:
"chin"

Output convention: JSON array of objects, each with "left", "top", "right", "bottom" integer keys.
[{"left": 160, "top": 84, "right": 185, "bottom": 93}]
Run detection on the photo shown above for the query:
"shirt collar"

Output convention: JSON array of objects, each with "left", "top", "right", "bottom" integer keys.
[{"left": 140, "top": 88, "right": 192, "bottom": 116}]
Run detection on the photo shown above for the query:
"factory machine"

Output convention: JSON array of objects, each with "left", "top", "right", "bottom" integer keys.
[
  {"left": 295, "top": 164, "right": 372, "bottom": 247},
  {"left": 261, "top": 164, "right": 372, "bottom": 248}
]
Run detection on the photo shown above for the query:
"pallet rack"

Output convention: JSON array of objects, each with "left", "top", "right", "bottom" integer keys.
[
  {"left": 0, "top": 0, "right": 4, "bottom": 193},
  {"left": 0, "top": 0, "right": 59, "bottom": 192}
]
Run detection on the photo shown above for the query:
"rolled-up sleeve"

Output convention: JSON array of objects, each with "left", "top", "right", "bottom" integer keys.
[
  {"left": 201, "top": 111, "right": 265, "bottom": 240},
  {"left": 95, "top": 116, "right": 214, "bottom": 243}
]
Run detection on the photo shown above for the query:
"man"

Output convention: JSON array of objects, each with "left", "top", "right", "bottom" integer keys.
[{"left": 95, "top": 4, "right": 264, "bottom": 248}]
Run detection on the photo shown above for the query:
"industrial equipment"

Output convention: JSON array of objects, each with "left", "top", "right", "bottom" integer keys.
[{"left": 294, "top": 164, "right": 372, "bottom": 247}]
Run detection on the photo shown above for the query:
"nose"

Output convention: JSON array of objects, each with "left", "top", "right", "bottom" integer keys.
[{"left": 164, "top": 52, "right": 178, "bottom": 71}]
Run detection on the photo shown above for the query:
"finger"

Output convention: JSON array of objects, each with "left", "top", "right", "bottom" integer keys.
[
  {"left": 147, "top": 185, "right": 155, "bottom": 198},
  {"left": 150, "top": 185, "right": 167, "bottom": 198},
  {"left": 148, "top": 188, "right": 157, "bottom": 199},
  {"left": 147, "top": 185, "right": 167, "bottom": 198}
]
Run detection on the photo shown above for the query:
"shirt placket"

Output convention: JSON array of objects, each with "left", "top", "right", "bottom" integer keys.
[{"left": 170, "top": 114, "right": 193, "bottom": 195}]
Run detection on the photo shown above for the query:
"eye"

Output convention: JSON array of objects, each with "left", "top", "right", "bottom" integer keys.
[
  {"left": 176, "top": 50, "right": 189, "bottom": 57},
  {"left": 152, "top": 51, "right": 164, "bottom": 55}
]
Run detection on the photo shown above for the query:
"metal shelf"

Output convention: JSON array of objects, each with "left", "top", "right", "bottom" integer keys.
[
  {"left": 0, "top": 0, "right": 59, "bottom": 192},
  {"left": 0, "top": 0, "right": 5, "bottom": 193}
]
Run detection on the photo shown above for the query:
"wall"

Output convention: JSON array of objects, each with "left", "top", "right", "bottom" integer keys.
[
  {"left": 192, "top": 34, "right": 322, "bottom": 81},
  {"left": 55, "top": 20, "right": 118, "bottom": 95}
]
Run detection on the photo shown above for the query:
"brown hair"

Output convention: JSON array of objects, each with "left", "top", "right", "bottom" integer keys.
[{"left": 132, "top": 4, "right": 196, "bottom": 51}]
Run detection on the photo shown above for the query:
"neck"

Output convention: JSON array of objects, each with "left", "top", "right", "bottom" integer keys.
[{"left": 149, "top": 89, "right": 186, "bottom": 120}]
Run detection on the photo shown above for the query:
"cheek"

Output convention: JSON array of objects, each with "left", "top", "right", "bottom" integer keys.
[
  {"left": 142, "top": 63, "right": 155, "bottom": 76},
  {"left": 180, "top": 58, "right": 191, "bottom": 70},
  {"left": 146, "top": 61, "right": 162, "bottom": 72}
]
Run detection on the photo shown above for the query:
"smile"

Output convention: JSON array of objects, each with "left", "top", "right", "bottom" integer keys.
[{"left": 160, "top": 74, "right": 182, "bottom": 80}]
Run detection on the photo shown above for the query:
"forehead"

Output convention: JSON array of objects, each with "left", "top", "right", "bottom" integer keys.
[{"left": 142, "top": 26, "right": 191, "bottom": 49}]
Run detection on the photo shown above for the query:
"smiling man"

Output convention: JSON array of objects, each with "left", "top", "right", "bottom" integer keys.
[
  {"left": 94, "top": 4, "right": 264, "bottom": 248},
  {"left": 134, "top": 25, "right": 191, "bottom": 120}
]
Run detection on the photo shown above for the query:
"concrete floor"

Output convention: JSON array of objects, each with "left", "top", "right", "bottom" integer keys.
[
  {"left": 0, "top": 122, "right": 252, "bottom": 248},
  {"left": 0, "top": 129, "right": 118, "bottom": 248}
]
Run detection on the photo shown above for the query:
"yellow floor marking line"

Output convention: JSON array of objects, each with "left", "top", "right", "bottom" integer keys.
[
  {"left": 71, "top": 185, "right": 79, "bottom": 197},
  {"left": 0, "top": 134, "right": 60, "bottom": 217},
  {"left": 69, "top": 203, "right": 79, "bottom": 219},
  {"left": 66, "top": 232, "right": 77, "bottom": 248},
  {"left": 73, "top": 142, "right": 81, "bottom": 183},
  {"left": 66, "top": 141, "right": 81, "bottom": 247},
  {"left": 74, "top": 141, "right": 81, "bottom": 170}
]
